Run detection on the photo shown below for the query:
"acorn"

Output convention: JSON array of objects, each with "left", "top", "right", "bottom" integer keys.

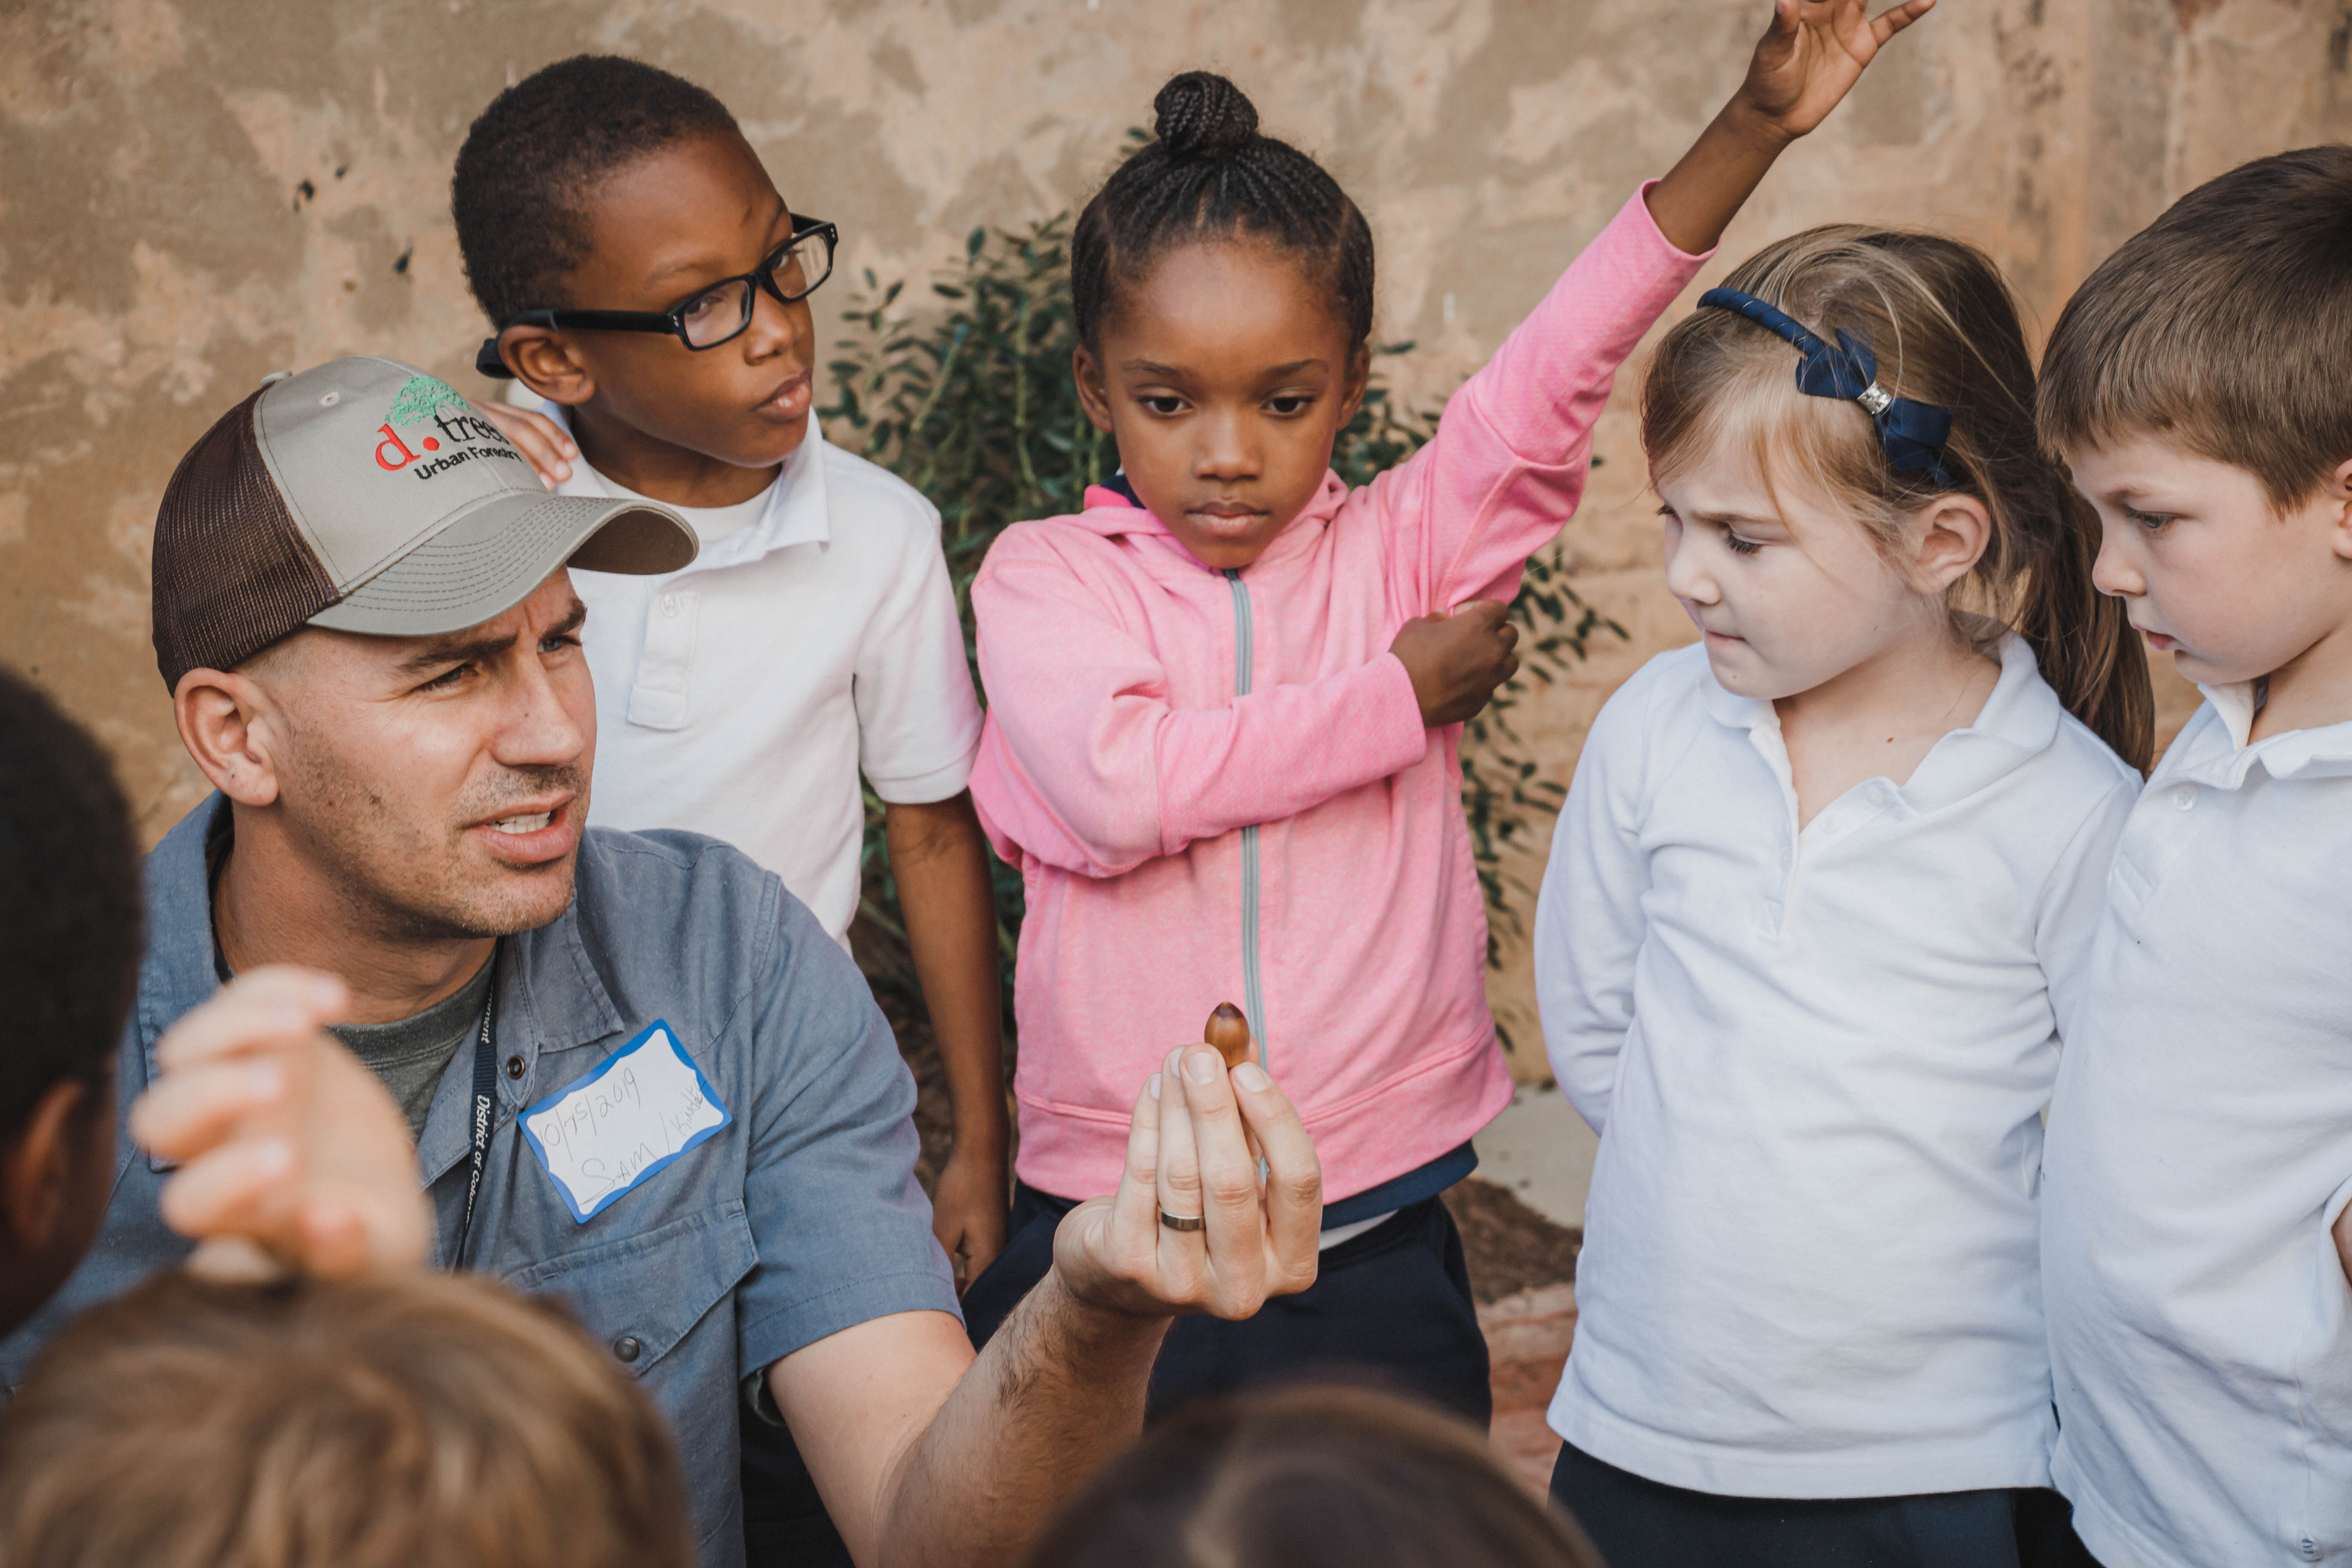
[{"left": 1204, "top": 1002, "right": 1254, "bottom": 1070}]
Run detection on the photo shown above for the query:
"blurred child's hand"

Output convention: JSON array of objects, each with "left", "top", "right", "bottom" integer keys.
[
  {"left": 130, "top": 967, "right": 430, "bottom": 1281},
  {"left": 2335, "top": 1206, "right": 2352, "bottom": 1291},
  {"left": 476, "top": 399, "right": 578, "bottom": 490},
  {"left": 1733, "top": 0, "right": 1935, "bottom": 144},
  {"left": 933, "top": 1145, "right": 1010, "bottom": 1290},
  {"left": 1391, "top": 600, "right": 1521, "bottom": 728}
]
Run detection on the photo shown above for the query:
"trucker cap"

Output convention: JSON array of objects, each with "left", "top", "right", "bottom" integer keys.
[{"left": 150, "top": 356, "right": 696, "bottom": 690}]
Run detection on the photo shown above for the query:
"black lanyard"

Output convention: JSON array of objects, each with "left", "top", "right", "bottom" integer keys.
[{"left": 455, "top": 949, "right": 500, "bottom": 1268}]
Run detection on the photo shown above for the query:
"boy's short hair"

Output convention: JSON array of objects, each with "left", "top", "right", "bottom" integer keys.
[
  {"left": 453, "top": 55, "right": 738, "bottom": 327},
  {"left": 0, "top": 667, "right": 140, "bottom": 1137},
  {"left": 2038, "top": 145, "right": 2352, "bottom": 506},
  {"left": 0, "top": 1270, "right": 695, "bottom": 1568},
  {"left": 1017, "top": 1384, "right": 1602, "bottom": 1568}
]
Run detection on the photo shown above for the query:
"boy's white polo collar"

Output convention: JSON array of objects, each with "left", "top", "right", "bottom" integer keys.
[
  {"left": 531, "top": 398, "right": 831, "bottom": 573},
  {"left": 1694, "top": 632, "right": 2061, "bottom": 815},
  {"left": 2176, "top": 678, "right": 2352, "bottom": 785}
]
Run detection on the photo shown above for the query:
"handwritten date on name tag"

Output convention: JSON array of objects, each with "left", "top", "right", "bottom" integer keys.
[{"left": 519, "top": 1022, "right": 732, "bottom": 1223}]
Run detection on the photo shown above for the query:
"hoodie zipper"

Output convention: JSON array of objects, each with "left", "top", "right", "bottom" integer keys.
[{"left": 1223, "top": 567, "right": 1267, "bottom": 1067}]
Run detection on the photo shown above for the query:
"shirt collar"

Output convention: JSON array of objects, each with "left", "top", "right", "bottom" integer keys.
[
  {"left": 535, "top": 399, "right": 831, "bottom": 570},
  {"left": 139, "top": 795, "right": 627, "bottom": 1175},
  {"left": 2173, "top": 680, "right": 2352, "bottom": 785},
  {"left": 1695, "top": 630, "right": 2062, "bottom": 811}
]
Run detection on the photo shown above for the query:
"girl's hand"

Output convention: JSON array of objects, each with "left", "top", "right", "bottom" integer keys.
[
  {"left": 1391, "top": 600, "right": 1521, "bottom": 728},
  {"left": 1645, "top": 0, "right": 1933, "bottom": 254},
  {"left": 1734, "top": 0, "right": 1936, "bottom": 145},
  {"left": 475, "top": 399, "right": 579, "bottom": 490}
]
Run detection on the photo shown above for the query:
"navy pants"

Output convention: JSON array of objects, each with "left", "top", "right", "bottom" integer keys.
[
  {"left": 1548, "top": 1439, "right": 2107, "bottom": 1568},
  {"left": 963, "top": 1182, "right": 1493, "bottom": 1425}
]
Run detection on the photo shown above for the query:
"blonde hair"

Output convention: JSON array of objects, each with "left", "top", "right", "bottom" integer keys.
[
  {"left": 0, "top": 1270, "right": 695, "bottom": 1568},
  {"left": 1645, "top": 226, "right": 2152, "bottom": 772}
]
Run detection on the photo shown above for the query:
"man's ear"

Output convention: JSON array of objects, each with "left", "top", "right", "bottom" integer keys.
[
  {"left": 0, "top": 1079, "right": 97, "bottom": 1253},
  {"left": 1072, "top": 345, "right": 1116, "bottom": 435},
  {"left": 499, "top": 328, "right": 597, "bottom": 409},
  {"left": 174, "top": 663, "right": 283, "bottom": 808},
  {"left": 1908, "top": 493, "right": 1994, "bottom": 595}
]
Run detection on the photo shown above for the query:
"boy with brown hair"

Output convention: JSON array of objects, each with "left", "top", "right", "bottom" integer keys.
[
  {"left": 0, "top": 1270, "right": 695, "bottom": 1568},
  {"left": 2034, "top": 145, "right": 2352, "bottom": 1568}
]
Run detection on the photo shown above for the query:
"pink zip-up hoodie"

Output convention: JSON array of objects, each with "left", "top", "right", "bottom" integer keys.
[{"left": 971, "top": 185, "right": 1706, "bottom": 1204}]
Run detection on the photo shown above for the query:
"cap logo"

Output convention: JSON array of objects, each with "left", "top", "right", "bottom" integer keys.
[{"left": 370, "top": 373, "right": 527, "bottom": 481}]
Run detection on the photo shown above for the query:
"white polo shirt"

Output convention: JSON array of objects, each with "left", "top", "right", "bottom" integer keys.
[
  {"left": 2043, "top": 688, "right": 2352, "bottom": 1568},
  {"left": 1538, "top": 637, "right": 2138, "bottom": 1499},
  {"left": 546, "top": 407, "right": 983, "bottom": 943}
]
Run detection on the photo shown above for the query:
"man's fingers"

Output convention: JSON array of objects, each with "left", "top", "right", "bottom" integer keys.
[
  {"left": 1176, "top": 1048, "right": 1259, "bottom": 1223},
  {"left": 1231, "top": 1061, "right": 1322, "bottom": 1288},
  {"left": 1112, "top": 1070, "right": 1164, "bottom": 1246},
  {"left": 1155, "top": 1049, "right": 1206, "bottom": 1230},
  {"left": 129, "top": 1057, "right": 292, "bottom": 1164}
]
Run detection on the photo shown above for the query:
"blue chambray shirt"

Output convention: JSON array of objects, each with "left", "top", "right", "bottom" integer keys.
[{"left": 0, "top": 796, "right": 961, "bottom": 1566}]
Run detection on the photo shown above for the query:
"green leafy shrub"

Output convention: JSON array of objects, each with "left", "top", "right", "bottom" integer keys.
[{"left": 824, "top": 217, "right": 1623, "bottom": 1046}]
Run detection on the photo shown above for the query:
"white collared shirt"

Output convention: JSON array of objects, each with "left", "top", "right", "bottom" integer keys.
[
  {"left": 1537, "top": 636, "right": 2138, "bottom": 1498},
  {"left": 548, "top": 409, "right": 983, "bottom": 943},
  {"left": 2043, "top": 688, "right": 2352, "bottom": 1568}
]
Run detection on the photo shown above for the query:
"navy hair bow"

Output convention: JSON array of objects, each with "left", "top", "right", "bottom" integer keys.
[{"left": 1697, "top": 287, "right": 1957, "bottom": 490}]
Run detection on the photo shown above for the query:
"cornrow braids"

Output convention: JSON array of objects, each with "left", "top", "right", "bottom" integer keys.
[
  {"left": 1072, "top": 71, "right": 1375, "bottom": 353},
  {"left": 452, "top": 56, "right": 739, "bottom": 327}
]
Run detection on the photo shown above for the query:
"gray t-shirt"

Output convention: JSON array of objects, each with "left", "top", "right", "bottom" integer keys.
[{"left": 328, "top": 959, "right": 494, "bottom": 1140}]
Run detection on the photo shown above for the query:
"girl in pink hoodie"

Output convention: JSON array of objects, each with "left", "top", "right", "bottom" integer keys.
[{"left": 962, "top": 1, "right": 1935, "bottom": 1422}]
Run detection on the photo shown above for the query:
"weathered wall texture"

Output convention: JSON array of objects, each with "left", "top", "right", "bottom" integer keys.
[{"left": 5, "top": 0, "right": 2349, "bottom": 1067}]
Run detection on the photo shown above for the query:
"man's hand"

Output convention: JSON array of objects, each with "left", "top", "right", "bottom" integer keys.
[
  {"left": 475, "top": 399, "right": 578, "bottom": 490},
  {"left": 1052, "top": 1046, "right": 1320, "bottom": 1321},
  {"left": 932, "top": 1144, "right": 1010, "bottom": 1289},
  {"left": 1733, "top": 0, "right": 1936, "bottom": 146},
  {"left": 128, "top": 967, "right": 429, "bottom": 1280},
  {"left": 1391, "top": 600, "right": 1520, "bottom": 729}
]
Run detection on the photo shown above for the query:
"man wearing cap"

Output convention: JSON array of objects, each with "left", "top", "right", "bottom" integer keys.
[{"left": 2, "top": 359, "right": 1322, "bottom": 1568}]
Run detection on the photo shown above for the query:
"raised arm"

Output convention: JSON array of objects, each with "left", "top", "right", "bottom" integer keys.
[
  {"left": 1373, "top": 0, "right": 1934, "bottom": 615},
  {"left": 970, "top": 552, "right": 1429, "bottom": 877}
]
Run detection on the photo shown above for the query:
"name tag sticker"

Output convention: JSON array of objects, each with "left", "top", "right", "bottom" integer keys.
[{"left": 519, "top": 1021, "right": 731, "bottom": 1223}]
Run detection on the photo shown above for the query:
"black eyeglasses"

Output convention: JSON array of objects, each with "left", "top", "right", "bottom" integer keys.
[{"left": 475, "top": 217, "right": 838, "bottom": 379}]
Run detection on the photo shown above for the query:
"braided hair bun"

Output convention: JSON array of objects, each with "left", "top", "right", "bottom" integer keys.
[
  {"left": 1072, "top": 70, "right": 1375, "bottom": 353},
  {"left": 1153, "top": 71, "right": 1260, "bottom": 159}
]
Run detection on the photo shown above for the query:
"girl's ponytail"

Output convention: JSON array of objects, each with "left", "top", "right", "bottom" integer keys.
[{"left": 2013, "top": 478, "right": 2153, "bottom": 772}]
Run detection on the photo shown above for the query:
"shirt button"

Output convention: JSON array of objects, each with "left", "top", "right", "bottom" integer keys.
[
  {"left": 2299, "top": 1539, "right": 2320, "bottom": 1561},
  {"left": 612, "top": 1335, "right": 642, "bottom": 1364},
  {"left": 659, "top": 594, "right": 680, "bottom": 617},
  {"left": 504, "top": 1055, "right": 526, "bottom": 1080},
  {"left": 2174, "top": 787, "right": 2196, "bottom": 811}
]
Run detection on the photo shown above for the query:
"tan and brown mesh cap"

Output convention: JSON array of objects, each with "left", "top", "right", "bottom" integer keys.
[{"left": 152, "top": 356, "right": 696, "bottom": 691}]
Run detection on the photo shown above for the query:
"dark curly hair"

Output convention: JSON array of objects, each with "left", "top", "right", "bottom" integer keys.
[
  {"left": 452, "top": 55, "right": 740, "bottom": 327},
  {"left": 0, "top": 668, "right": 141, "bottom": 1137},
  {"left": 1071, "top": 72, "right": 1375, "bottom": 355}
]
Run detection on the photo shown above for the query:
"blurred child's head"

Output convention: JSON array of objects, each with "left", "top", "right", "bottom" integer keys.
[
  {"left": 1015, "top": 1384, "right": 1600, "bottom": 1568},
  {"left": 0, "top": 668, "right": 141, "bottom": 1335},
  {"left": 0, "top": 1269, "right": 695, "bottom": 1568},
  {"left": 455, "top": 56, "right": 826, "bottom": 473},
  {"left": 2038, "top": 146, "right": 2352, "bottom": 695},
  {"left": 1070, "top": 72, "right": 1375, "bottom": 570},
  {"left": 1646, "top": 226, "right": 2152, "bottom": 769}
]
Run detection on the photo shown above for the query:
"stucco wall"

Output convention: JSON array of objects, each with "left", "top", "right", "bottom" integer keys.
[{"left": 6, "top": 0, "right": 2348, "bottom": 1069}]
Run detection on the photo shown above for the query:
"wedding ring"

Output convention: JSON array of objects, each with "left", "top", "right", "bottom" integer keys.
[{"left": 1159, "top": 1210, "right": 1206, "bottom": 1232}]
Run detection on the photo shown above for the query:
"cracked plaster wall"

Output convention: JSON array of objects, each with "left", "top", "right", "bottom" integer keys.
[{"left": 4, "top": 0, "right": 2349, "bottom": 1066}]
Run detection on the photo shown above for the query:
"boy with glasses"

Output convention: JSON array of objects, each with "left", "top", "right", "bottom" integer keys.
[
  {"left": 454, "top": 58, "right": 1006, "bottom": 1568},
  {"left": 457, "top": 56, "right": 1006, "bottom": 1286}
]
